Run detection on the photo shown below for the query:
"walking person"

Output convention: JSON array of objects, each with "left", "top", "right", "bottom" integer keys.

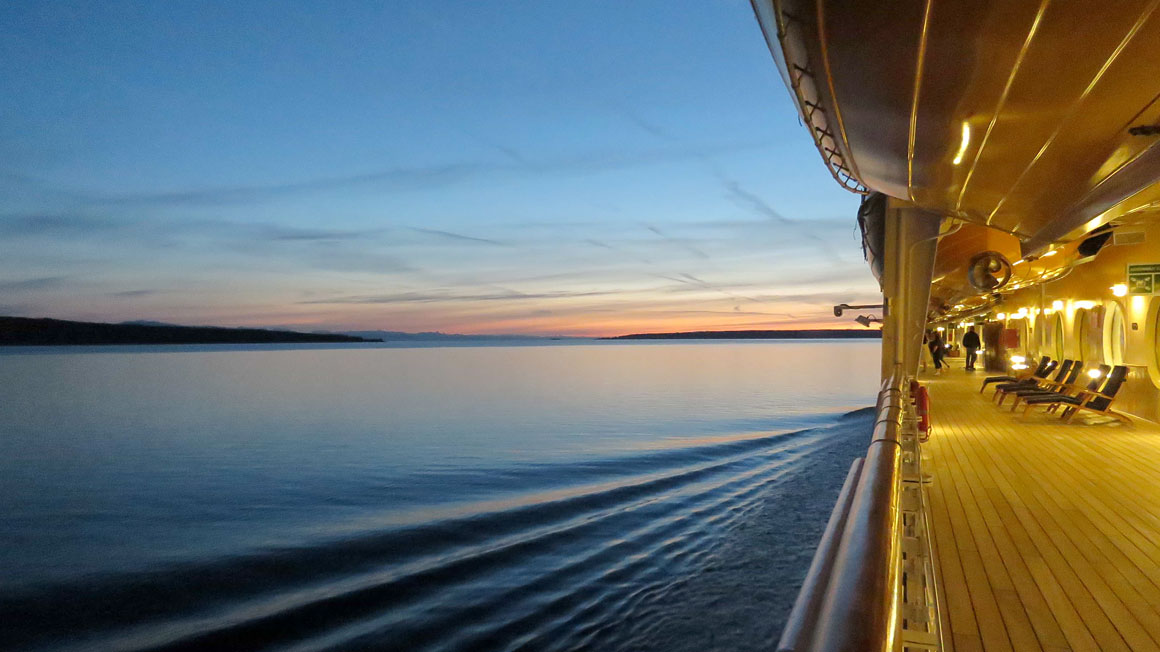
[
  {"left": 927, "top": 330, "right": 946, "bottom": 375},
  {"left": 962, "top": 326, "right": 981, "bottom": 370}
]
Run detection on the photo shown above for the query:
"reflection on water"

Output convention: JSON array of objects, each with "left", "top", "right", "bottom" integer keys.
[{"left": 0, "top": 340, "right": 878, "bottom": 651}]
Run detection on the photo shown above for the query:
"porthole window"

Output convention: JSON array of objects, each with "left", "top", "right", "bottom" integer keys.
[
  {"left": 1105, "top": 302, "right": 1126, "bottom": 365},
  {"left": 1053, "top": 313, "right": 1065, "bottom": 361},
  {"left": 1075, "top": 309, "right": 1089, "bottom": 362},
  {"left": 1154, "top": 300, "right": 1160, "bottom": 377}
]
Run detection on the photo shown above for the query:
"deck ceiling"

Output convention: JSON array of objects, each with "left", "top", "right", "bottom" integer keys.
[{"left": 762, "top": 0, "right": 1160, "bottom": 250}]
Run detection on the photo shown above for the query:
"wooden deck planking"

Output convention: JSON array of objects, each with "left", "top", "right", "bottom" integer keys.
[{"left": 923, "top": 370, "right": 1160, "bottom": 652}]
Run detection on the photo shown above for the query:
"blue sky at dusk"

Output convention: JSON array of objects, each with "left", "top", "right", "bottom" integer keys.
[{"left": 0, "top": 1, "right": 878, "bottom": 336}]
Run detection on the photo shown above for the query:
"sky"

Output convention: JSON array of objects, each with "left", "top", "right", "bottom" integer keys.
[{"left": 0, "top": 1, "right": 879, "bottom": 336}]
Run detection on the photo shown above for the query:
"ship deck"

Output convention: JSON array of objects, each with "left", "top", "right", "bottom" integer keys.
[{"left": 923, "top": 368, "right": 1160, "bottom": 652}]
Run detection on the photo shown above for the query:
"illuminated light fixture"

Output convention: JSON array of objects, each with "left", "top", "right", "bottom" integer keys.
[
  {"left": 1033, "top": 308, "right": 1041, "bottom": 315},
  {"left": 954, "top": 304, "right": 964, "bottom": 309},
  {"left": 1041, "top": 249, "right": 1058, "bottom": 257},
  {"left": 1012, "top": 364, "right": 1029, "bottom": 370},
  {"left": 1016, "top": 307, "right": 1029, "bottom": 318},
  {"left": 1076, "top": 300, "right": 1096, "bottom": 310},
  {"left": 936, "top": 326, "right": 945, "bottom": 332},
  {"left": 1044, "top": 308, "right": 1054, "bottom": 315},
  {"left": 1111, "top": 283, "right": 1128, "bottom": 297},
  {"left": 996, "top": 312, "right": 1006, "bottom": 320},
  {"left": 953, "top": 121, "right": 971, "bottom": 165},
  {"left": 1052, "top": 300, "right": 1064, "bottom": 311},
  {"left": 1011, "top": 355, "right": 1026, "bottom": 364},
  {"left": 1087, "top": 368, "right": 1103, "bottom": 379}
]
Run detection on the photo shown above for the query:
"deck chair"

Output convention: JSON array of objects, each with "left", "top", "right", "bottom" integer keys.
[
  {"left": 995, "top": 359, "right": 1073, "bottom": 407},
  {"left": 1057, "top": 365, "right": 1131, "bottom": 424},
  {"left": 980, "top": 356, "right": 1050, "bottom": 393},
  {"left": 1021, "top": 364, "right": 1109, "bottom": 417},
  {"left": 1008, "top": 360, "right": 1084, "bottom": 411},
  {"left": 990, "top": 359, "right": 1058, "bottom": 403}
]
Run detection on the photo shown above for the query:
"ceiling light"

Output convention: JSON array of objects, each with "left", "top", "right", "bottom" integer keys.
[{"left": 953, "top": 122, "right": 971, "bottom": 166}]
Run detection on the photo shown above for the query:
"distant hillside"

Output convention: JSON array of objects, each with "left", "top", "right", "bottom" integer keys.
[
  {"left": 605, "top": 329, "right": 882, "bottom": 340},
  {"left": 0, "top": 317, "right": 379, "bottom": 346},
  {"left": 336, "top": 330, "right": 575, "bottom": 342}
]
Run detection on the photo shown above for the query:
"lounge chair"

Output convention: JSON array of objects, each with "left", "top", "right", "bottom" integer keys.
[
  {"left": 1057, "top": 365, "right": 1131, "bottom": 424},
  {"left": 1008, "top": 360, "right": 1084, "bottom": 411},
  {"left": 1021, "top": 364, "right": 1109, "bottom": 418},
  {"left": 980, "top": 356, "right": 1051, "bottom": 393},
  {"left": 995, "top": 359, "right": 1073, "bottom": 407},
  {"left": 990, "top": 359, "right": 1058, "bottom": 403}
]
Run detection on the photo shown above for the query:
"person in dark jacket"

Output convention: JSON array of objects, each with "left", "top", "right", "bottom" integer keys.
[
  {"left": 928, "top": 331, "right": 946, "bottom": 375},
  {"left": 962, "top": 326, "right": 981, "bottom": 370}
]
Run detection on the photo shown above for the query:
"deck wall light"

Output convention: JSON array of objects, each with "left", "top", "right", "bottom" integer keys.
[
  {"left": 996, "top": 312, "right": 1006, "bottom": 320},
  {"left": 1111, "top": 284, "right": 1128, "bottom": 297},
  {"left": 1087, "top": 369, "right": 1103, "bottom": 379},
  {"left": 1052, "top": 300, "right": 1064, "bottom": 311}
]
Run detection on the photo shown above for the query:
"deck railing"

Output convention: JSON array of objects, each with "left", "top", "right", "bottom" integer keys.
[{"left": 777, "top": 375, "right": 941, "bottom": 652}]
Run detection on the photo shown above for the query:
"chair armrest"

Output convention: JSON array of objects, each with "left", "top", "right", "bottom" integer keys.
[{"left": 1075, "top": 389, "right": 1117, "bottom": 401}]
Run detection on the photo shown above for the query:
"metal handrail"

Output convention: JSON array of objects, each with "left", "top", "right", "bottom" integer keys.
[
  {"left": 777, "top": 459, "right": 863, "bottom": 648},
  {"left": 777, "top": 374, "right": 905, "bottom": 652}
]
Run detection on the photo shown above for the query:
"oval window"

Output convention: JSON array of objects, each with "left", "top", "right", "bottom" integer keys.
[
  {"left": 1105, "top": 302, "right": 1126, "bottom": 365},
  {"left": 1076, "top": 309, "right": 1089, "bottom": 362},
  {"left": 1053, "top": 313, "right": 1065, "bottom": 361}
]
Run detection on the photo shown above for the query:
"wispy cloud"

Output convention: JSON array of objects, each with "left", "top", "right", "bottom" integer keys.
[
  {"left": 299, "top": 288, "right": 627, "bottom": 305},
  {"left": 0, "top": 275, "right": 68, "bottom": 291},
  {"left": 643, "top": 224, "right": 710, "bottom": 259},
  {"left": 409, "top": 227, "right": 509, "bottom": 247},
  {"left": 716, "top": 175, "right": 845, "bottom": 262},
  {"left": 110, "top": 289, "right": 156, "bottom": 297},
  {"left": 4, "top": 141, "right": 771, "bottom": 209}
]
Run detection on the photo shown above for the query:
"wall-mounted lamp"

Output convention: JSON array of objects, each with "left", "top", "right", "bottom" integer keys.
[
  {"left": 1111, "top": 284, "right": 1128, "bottom": 297},
  {"left": 833, "top": 303, "right": 884, "bottom": 317},
  {"left": 1052, "top": 300, "right": 1064, "bottom": 311}
]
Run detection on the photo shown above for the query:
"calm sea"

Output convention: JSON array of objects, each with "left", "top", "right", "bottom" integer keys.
[{"left": 0, "top": 340, "right": 880, "bottom": 652}]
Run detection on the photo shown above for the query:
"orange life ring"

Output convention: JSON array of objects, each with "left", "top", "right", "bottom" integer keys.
[{"left": 915, "top": 384, "right": 931, "bottom": 441}]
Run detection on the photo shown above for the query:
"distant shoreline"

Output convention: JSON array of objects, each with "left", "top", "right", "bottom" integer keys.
[
  {"left": 604, "top": 329, "right": 882, "bottom": 340},
  {"left": 0, "top": 317, "right": 379, "bottom": 346}
]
